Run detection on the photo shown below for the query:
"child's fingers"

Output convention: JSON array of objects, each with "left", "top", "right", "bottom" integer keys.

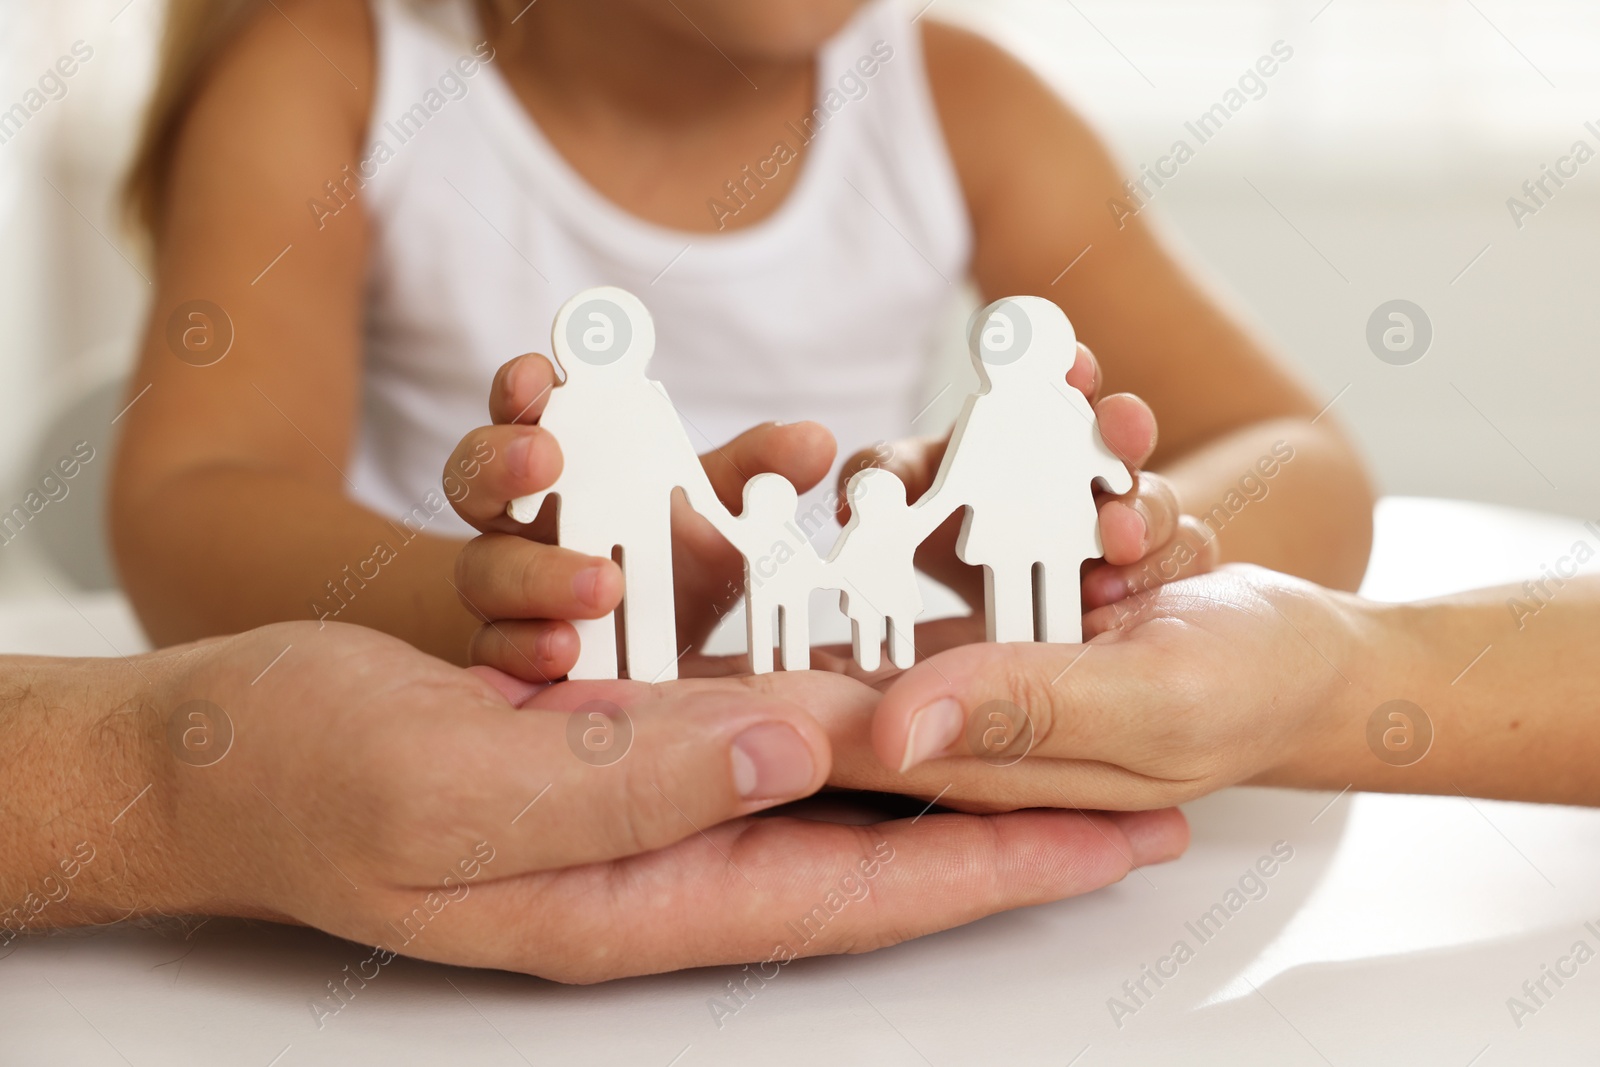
[
  {"left": 1096, "top": 471, "right": 1180, "bottom": 567},
  {"left": 1066, "top": 342, "right": 1103, "bottom": 401},
  {"left": 488, "top": 353, "right": 560, "bottom": 425},
  {"left": 446, "top": 425, "right": 563, "bottom": 531},
  {"left": 466, "top": 663, "right": 550, "bottom": 706},
  {"left": 468, "top": 620, "right": 580, "bottom": 682},
  {"left": 700, "top": 421, "right": 837, "bottom": 513},
  {"left": 1083, "top": 515, "right": 1219, "bottom": 610},
  {"left": 454, "top": 533, "right": 622, "bottom": 621},
  {"left": 1093, "top": 392, "right": 1158, "bottom": 468}
]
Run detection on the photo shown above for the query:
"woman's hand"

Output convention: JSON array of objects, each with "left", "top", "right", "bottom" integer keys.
[
  {"left": 864, "top": 566, "right": 1368, "bottom": 808},
  {"left": 445, "top": 353, "right": 837, "bottom": 682},
  {"left": 76, "top": 621, "right": 1187, "bottom": 982},
  {"left": 836, "top": 342, "right": 1218, "bottom": 619}
]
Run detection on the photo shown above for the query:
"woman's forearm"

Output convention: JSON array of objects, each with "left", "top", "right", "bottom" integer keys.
[
  {"left": 1271, "top": 575, "right": 1600, "bottom": 805},
  {"left": 113, "top": 467, "right": 478, "bottom": 663},
  {"left": 1160, "top": 416, "right": 1374, "bottom": 592}
]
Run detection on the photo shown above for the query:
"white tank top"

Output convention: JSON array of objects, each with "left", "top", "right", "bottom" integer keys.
[{"left": 350, "top": 0, "right": 972, "bottom": 538}]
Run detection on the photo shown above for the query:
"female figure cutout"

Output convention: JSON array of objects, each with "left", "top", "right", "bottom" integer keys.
[{"left": 917, "top": 297, "right": 1133, "bottom": 644}]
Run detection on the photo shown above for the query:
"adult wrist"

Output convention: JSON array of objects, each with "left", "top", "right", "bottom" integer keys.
[
  {"left": 1298, "top": 592, "right": 1441, "bottom": 792},
  {"left": 1253, "top": 586, "right": 1410, "bottom": 792},
  {"left": 0, "top": 653, "right": 187, "bottom": 937}
]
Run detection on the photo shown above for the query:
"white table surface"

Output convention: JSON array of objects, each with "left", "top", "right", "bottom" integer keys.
[{"left": 4, "top": 497, "right": 1599, "bottom": 1065}]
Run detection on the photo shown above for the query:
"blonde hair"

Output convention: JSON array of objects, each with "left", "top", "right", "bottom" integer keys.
[{"left": 123, "top": 0, "right": 511, "bottom": 242}]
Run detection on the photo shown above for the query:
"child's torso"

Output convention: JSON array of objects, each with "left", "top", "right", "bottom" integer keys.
[{"left": 350, "top": 0, "right": 972, "bottom": 539}]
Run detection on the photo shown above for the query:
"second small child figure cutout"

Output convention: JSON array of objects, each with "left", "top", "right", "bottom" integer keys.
[{"left": 507, "top": 287, "right": 1133, "bottom": 678}]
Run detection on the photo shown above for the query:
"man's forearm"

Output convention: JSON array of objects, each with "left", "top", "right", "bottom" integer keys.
[
  {"left": 1160, "top": 417, "right": 1374, "bottom": 592},
  {"left": 0, "top": 656, "right": 182, "bottom": 941},
  {"left": 114, "top": 468, "right": 478, "bottom": 663}
]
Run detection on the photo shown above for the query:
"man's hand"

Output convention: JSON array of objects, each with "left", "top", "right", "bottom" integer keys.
[
  {"left": 445, "top": 353, "right": 837, "bottom": 681},
  {"left": 4, "top": 623, "right": 1187, "bottom": 981}
]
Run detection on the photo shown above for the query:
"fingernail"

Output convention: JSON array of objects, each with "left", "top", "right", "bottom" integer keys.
[
  {"left": 572, "top": 564, "right": 609, "bottom": 608},
  {"left": 535, "top": 626, "right": 558, "bottom": 663},
  {"left": 899, "top": 698, "right": 966, "bottom": 773},
  {"left": 508, "top": 433, "right": 536, "bottom": 479},
  {"left": 731, "top": 723, "right": 816, "bottom": 801}
]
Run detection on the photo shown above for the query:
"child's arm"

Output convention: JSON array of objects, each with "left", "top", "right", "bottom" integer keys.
[
  {"left": 924, "top": 22, "right": 1374, "bottom": 591},
  {"left": 109, "top": 2, "right": 831, "bottom": 667},
  {"left": 109, "top": 0, "right": 487, "bottom": 657}
]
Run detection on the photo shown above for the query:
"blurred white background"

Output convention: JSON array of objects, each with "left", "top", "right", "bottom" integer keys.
[{"left": 1, "top": 0, "right": 1597, "bottom": 601}]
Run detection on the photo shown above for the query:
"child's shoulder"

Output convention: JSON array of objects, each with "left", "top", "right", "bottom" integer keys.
[
  {"left": 925, "top": 21, "right": 1077, "bottom": 123},
  {"left": 163, "top": 0, "right": 376, "bottom": 229},
  {"left": 151, "top": 0, "right": 380, "bottom": 291},
  {"left": 919, "top": 19, "right": 1116, "bottom": 245},
  {"left": 922, "top": 19, "right": 1099, "bottom": 162}
]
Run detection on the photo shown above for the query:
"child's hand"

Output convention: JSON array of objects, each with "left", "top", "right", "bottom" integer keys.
[
  {"left": 836, "top": 342, "right": 1217, "bottom": 617},
  {"left": 445, "top": 354, "right": 836, "bottom": 681}
]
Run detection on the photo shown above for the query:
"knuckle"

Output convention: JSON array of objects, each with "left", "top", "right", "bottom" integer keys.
[
  {"left": 1169, "top": 518, "right": 1218, "bottom": 575},
  {"left": 1144, "top": 473, "right": 1179, "bottom": 515},
  {"left": 442, "top": 432, "right": 479, "bottom": 483},
  {"left": 466, "top": 622, "right": 502, "bottom": 664},
  {"left": 603, "top": 759, "right": 682, "bottom": 857},
  {"left": 519, "top": 426, "right": 562, "bottom": 485},
  {"left": 990, "top": 646, "right": 1061, "bottom": 751},
  {"left": 843, "top": 447, "right": 880, "bottom": 474},
  {"left": 514, "top": 541, "right": 560, "bottom": 607},
  {"left": 453, "top": 544, "right": 492, "bottom": 615}
]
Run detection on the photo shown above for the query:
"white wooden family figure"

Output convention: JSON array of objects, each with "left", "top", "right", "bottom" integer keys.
[{"left": 507, "top": 286, "right": 1132, "bottom": 679}]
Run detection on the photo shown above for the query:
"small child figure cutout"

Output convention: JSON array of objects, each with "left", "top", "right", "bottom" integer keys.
[
  {"left": 829, "top": 468, "right": 928, "bottom": 672},
  {"left": 718, "top": 474, "right": 826, "bottom": 673}
]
